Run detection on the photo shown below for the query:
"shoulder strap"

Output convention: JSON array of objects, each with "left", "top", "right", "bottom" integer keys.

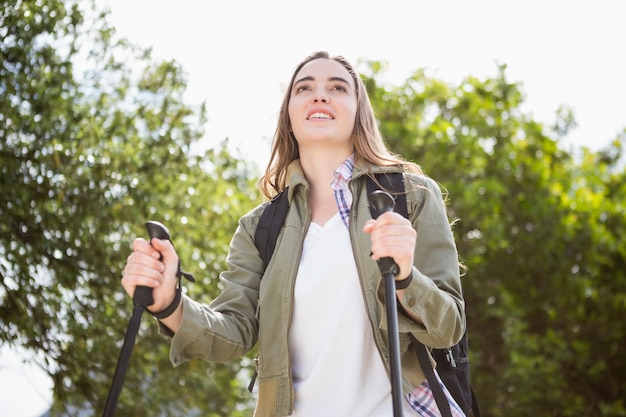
[
  {"left": 413, "top": 337, "right": 455, "bottom": 417},
  {"left": 248, "top": 189, "right": 290, "bottom": 392},
  {"left": 366, "top": 173, "right": 408, "bottom": 219},
  {"left": 254, "top": 188, "right": 290, "bottom": 270}
]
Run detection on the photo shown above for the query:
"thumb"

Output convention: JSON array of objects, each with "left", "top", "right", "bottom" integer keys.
[
  {"left": 362, "top": 219, "right": 375, "bottom": 234},
  {"left": 149, "top": 238, "right": 179, "bottom": 276}
]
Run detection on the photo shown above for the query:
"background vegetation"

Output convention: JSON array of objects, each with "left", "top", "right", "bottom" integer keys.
[{"left": 1, "top": 0, "right": 624, "bottom": 416}]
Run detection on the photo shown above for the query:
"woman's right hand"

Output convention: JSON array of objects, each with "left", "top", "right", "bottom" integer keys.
[{"left": 121, "top": 237, "right": 180, "bottom": 313}]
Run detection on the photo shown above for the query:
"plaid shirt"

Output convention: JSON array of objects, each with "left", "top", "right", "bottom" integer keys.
[
  {"left": 406, "top": 374, "right": 466, "bottom": 416},
  {"left": 331, "top": 154, "right": 355, "bottom": 228}
]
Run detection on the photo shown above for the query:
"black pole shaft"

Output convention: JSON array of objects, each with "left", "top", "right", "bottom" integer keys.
[
  {"left": 368, "top": 190, "right": 404, "bottom": 416},
  {"left": 102, "top": 304, "right": 145, "bottom": 417},
  {"left": 102, "top": 221, "right": 169, "bottom": 416},
  {"left": 383, "top": 271, "right": 404, "bottom": 416}
]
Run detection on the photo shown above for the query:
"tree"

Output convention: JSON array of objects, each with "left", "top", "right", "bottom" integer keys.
[
  {"left": 362, "top": 61, "right": 626, "bottom": 416},
  {"left": 1, "top": 0, "right": 258, "bottom": 415}
]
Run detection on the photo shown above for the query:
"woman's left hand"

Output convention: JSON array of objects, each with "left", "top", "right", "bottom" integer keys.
[{"left": 363, "top": 211, "right": 416, "bottom": 280}]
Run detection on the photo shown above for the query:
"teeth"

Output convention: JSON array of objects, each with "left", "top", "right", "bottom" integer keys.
[{"left": 308, "top": 112, "right": 332, "bottom": 120}]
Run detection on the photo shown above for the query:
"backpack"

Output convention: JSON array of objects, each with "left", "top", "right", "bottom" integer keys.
[{"left": 253, "top": 173, "right": 480, "bottom": 417}]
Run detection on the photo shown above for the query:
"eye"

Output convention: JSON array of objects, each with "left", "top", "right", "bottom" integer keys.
[
  {"left": 331, "top": 84, "right": 348, "bottom": 92},
  {"left": 295, "top": 84, "right": 311, "bottom": 93}
]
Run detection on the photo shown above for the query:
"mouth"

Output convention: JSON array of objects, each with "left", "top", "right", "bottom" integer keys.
[{"left": 306, "top": 111, "right": 334, "bottom": 120}]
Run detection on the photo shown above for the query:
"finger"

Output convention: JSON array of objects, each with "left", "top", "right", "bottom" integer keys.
[
  {"left": 369, "top": 223, "right": 416, "bottom": 263},
  {"left": 123, "top": 253, "right": 163, "bottom": 280},
  {"left": 123, "top": 259, "right": 163, "bottom": 280},
  {"left": 370, "top": 241, "right": 412, "bottom": 260},
  {"left": 122, "top": 271, "right": 161, "bottom": 289},
  {"left": 132, "top": 237, "right": 161, "bottom": 259},
  {"left": 124, "top": 259, "right": 164, "bottom": 280},
  {"left": 370, "top": 224, "right": 415, "bottom": 248},
  {"left": 123, "top": 249, "right": 166, "bottom": 284},
  {"left": 371, "top": 211, "right": 403, "bottom": 227},
  {"left": 121, "top": 265, "right": 162, "bottom": 298}
]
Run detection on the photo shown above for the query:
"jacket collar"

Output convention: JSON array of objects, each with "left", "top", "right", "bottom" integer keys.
[
  {"left": 285, "top": 159, "right": 308, "bottom": 203},
  {"left": 284, "top": 158, "right": 405, "bottom": 203}
]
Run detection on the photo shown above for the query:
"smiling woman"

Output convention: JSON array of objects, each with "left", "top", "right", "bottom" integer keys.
[{"left": 120, "top": 51, "right": 467, "bottom": 417}]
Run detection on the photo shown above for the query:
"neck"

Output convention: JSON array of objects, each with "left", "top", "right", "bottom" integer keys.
[{"left": 299, "top": 145, "right": 352, "bottom": 196}]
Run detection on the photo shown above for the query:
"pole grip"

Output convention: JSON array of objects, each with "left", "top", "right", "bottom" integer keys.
[
  {"left": 368, "top": 191, "right": 400, "bottom": 277},
  {"left": 132, "top": 221, "right": 171, "bottom": 307}
]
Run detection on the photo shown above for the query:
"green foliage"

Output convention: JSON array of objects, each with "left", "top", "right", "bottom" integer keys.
[
  {"left": 362, "top": 62, "right": 626, "bottom": 416},
  {"left": 1, "top": 0, "right": 258, "bottom": 415}
]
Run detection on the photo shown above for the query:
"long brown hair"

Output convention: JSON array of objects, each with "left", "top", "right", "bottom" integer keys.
[{"left": 258, "top": 51, "right": 422, "bottom": 199}]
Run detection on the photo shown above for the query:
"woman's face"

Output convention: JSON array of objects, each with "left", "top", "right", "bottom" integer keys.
[{"left": 288, "top": 58, "right": 357, "bottom": 151}]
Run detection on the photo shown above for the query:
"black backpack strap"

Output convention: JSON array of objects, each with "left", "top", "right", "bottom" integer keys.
[
  {"left": 471, "top": 389, "right": 481, "bottom": 417},
  {"left": 366, "top": 173, "right": 407, "bottom": 219},
  {"left": 254, "top": 188, "right": 289, "bottom": 270},
  {"left": 412, "top": 337, "right": 455, "bottom": 417},
  {"left": 249, "top": 188, "right": 290, "bottom": 393}
]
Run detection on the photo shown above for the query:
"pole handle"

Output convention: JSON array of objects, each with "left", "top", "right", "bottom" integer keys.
[
  {"left": 368, "top": 191, "right": 400, "bottom": 276},
  {"left": 132, "top": 221, "right": 171, "bottom": 307}
]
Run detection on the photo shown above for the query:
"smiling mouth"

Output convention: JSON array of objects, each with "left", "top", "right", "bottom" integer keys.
[{"left": 307, "top": 112, "right": 334, "bottom": 120}]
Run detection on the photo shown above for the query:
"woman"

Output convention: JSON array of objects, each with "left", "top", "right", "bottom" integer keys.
[{"left": 121, "top": 51, "right": 466, "bottom": 417}]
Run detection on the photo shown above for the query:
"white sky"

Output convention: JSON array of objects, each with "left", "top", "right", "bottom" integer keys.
[
  {"left": 2, "top": 1, "right": 625, "bottom": 416},
  {"left": 107, "top": 0, "right": 625, "bottom": 167}
]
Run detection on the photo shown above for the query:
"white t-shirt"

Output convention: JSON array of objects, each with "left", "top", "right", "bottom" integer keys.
[{"left": 288, "top": 214, "right": 417, "bottom": 417}]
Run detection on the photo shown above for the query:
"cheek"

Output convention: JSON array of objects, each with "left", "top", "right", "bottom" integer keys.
[
  {"left": 287, "top": 99, "right": 300, "bottom": 124},
  {"left": 289, "top": 96, "right": 309, "bottom": 130},
  {"left": 345, "top": 105, "right": 358, "bottom": 131},
  {"left": 350, "top": 100, "right": 358, "bottom": 119},
  {"left": 287, "top": 107, "right": 299, "bottom": 133},
  {"left": 344, "top": 98, "right": 357, "bottom": 121}
]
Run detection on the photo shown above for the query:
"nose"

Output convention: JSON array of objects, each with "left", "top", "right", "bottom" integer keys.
[{"left": 313, "top": 88, "right": 329, "bottom": 103}]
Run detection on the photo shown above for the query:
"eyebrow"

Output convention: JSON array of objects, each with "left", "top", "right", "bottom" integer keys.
[{"left": 293, "top": 75, "right": 352, "bottom": 87}]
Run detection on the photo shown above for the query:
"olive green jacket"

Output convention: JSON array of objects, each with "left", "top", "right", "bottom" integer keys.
[{"left": 166, "top": 159, "right": 465, "bottom": 417}]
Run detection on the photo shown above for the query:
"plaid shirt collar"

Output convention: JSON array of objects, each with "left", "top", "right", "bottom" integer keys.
[{"left": 330, "top": 154, "right": 355, "bottom": 228}]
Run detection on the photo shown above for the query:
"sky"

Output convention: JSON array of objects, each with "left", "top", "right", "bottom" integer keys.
[
  {"left": 107, "top": 0, "right": 624, "bottom": 168},
  {"left": 2, "top": 1, "right": 625, "bottom": 416}
]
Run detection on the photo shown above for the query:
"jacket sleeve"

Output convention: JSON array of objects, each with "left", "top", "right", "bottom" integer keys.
[
  {"left": 166, "top": 205, "right": 266, "bottom": 366},
  {"left": 395, "top": 175, "right": 466, "bottom": 349}
]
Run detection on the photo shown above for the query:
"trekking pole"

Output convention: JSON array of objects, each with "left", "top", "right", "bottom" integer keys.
[
  {"left": 369, "top": 190, "right": 404, "bottom": 417},
  {"left": 102, "top": 221, "right": 170, "bottom": 417}
]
